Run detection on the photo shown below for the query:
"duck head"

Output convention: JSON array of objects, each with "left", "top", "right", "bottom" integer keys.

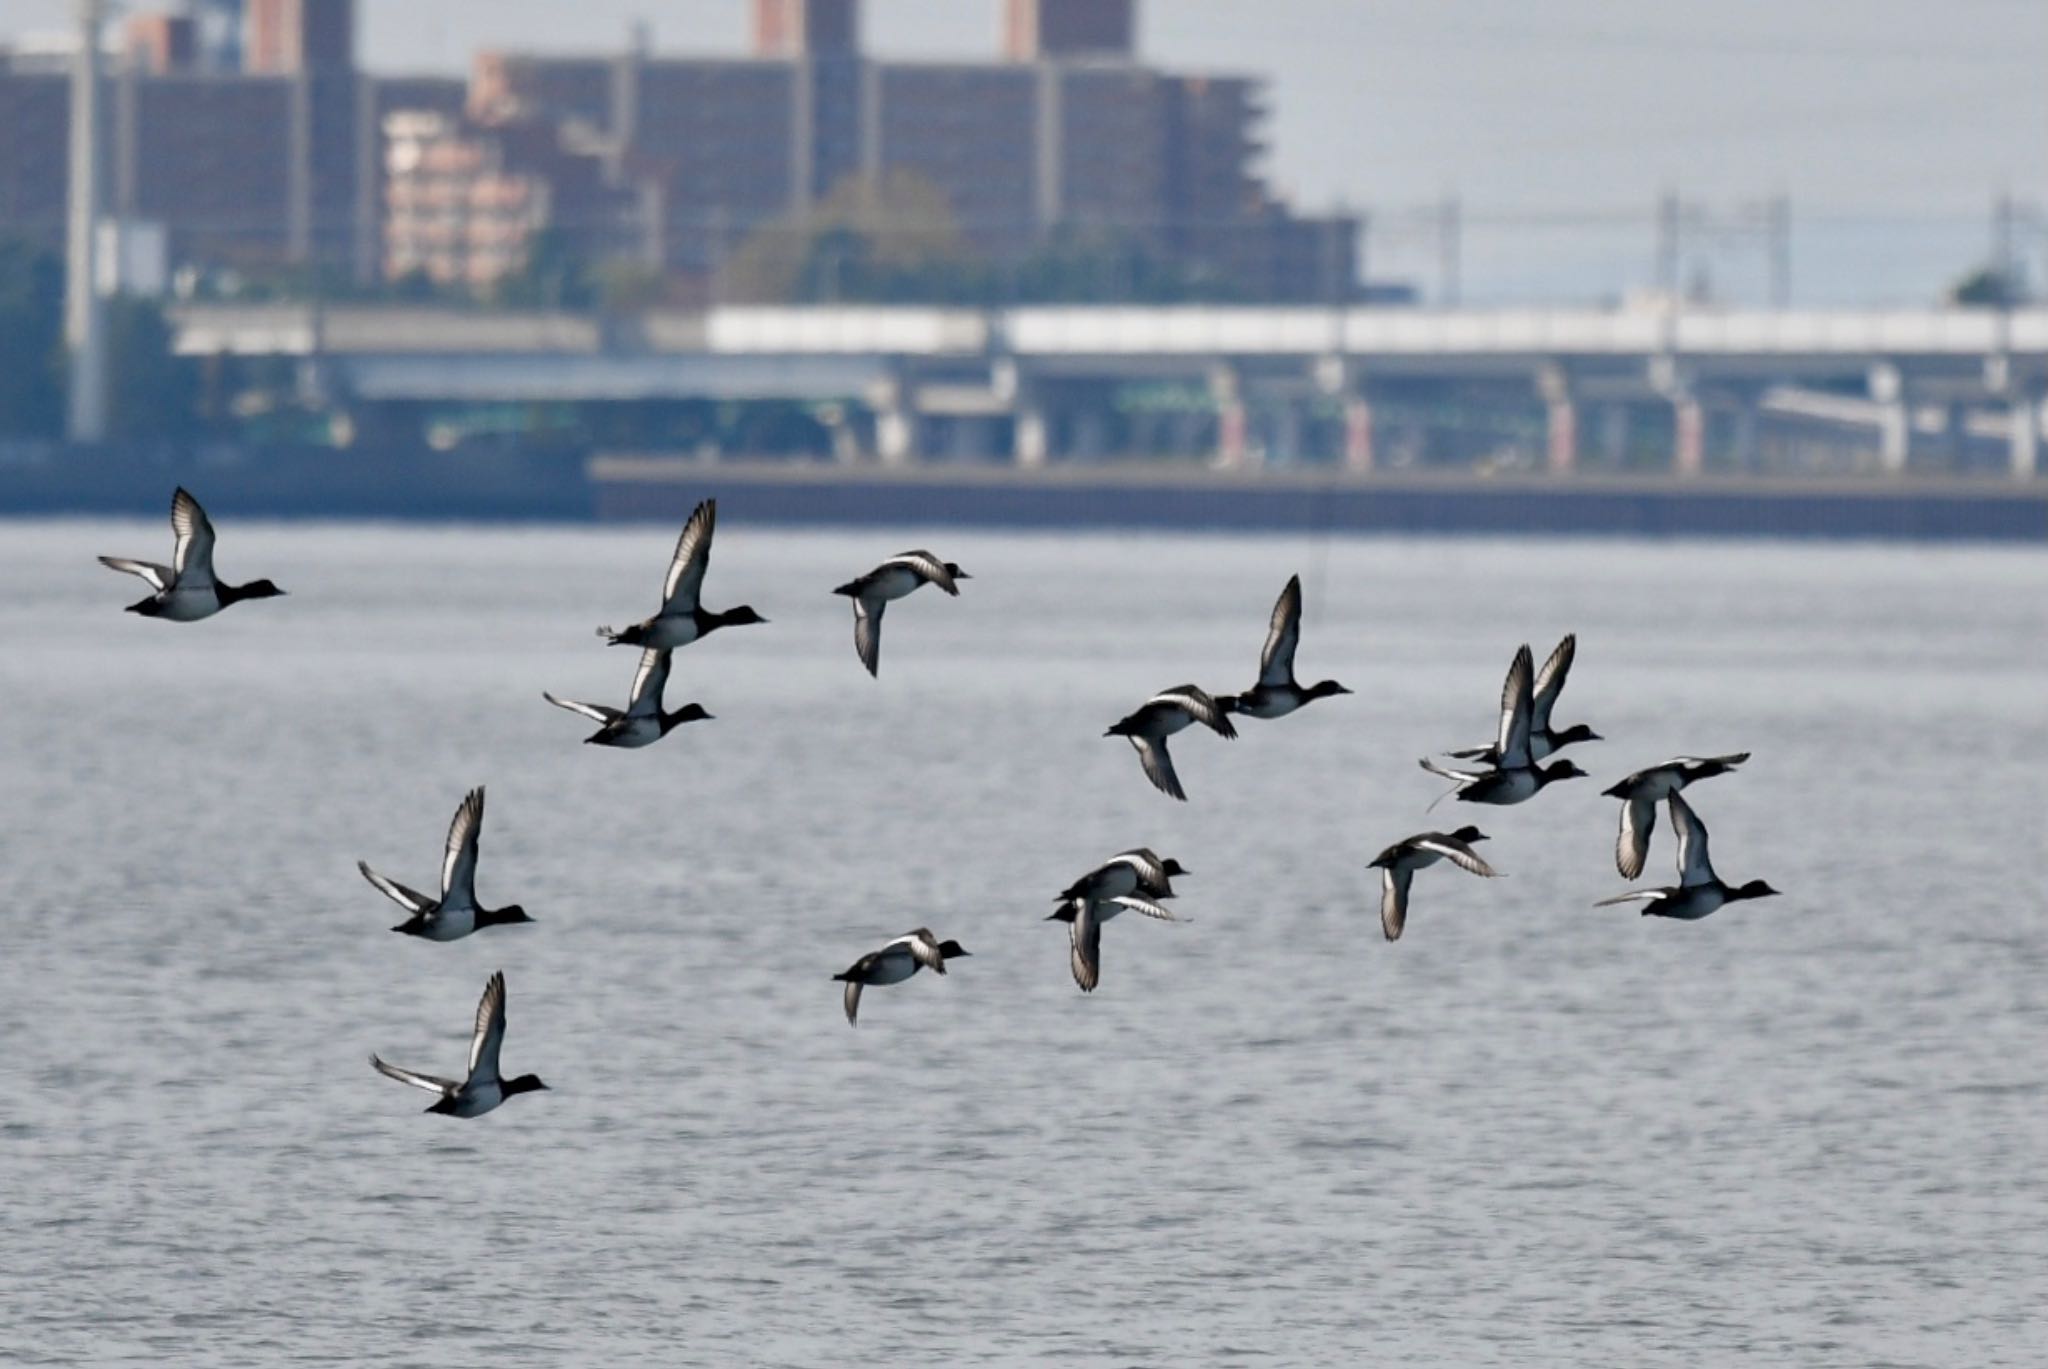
[
  {"left": 1733, "top": 879, "right": 1781, "bottom": 901},
  {"left": 1449, "top": 826, "right": 1488, "bottom": 844},
  {"left": 482, "top": 905, "right": 535, "bottom": 928},
  {"left": 1307, "top": 679, "right": 1354, "bottom": 701},
  {"left": 1541, "top": 759, "right": 1589, "bottom": 783},
  {"left": 938, "top": 940, "right": 971, "bottom": 961},
  {"left": 504, "top": 1074, "right": 549, "bottom": 1096},
  {"left": 719, "top": 605, "right": 768, "bottom": 627},
  {"left": 1161, "top": 857, "right": 1190, "bottom": 877},
  {"left": 945, "top": 564, "right": 971, "bottom": 581},
  {"left": 1553, "top": 723, "right": 1602, "bottom": 747},
  {"left": 225, "top": 578, "right": 287, "bottom": 604}
]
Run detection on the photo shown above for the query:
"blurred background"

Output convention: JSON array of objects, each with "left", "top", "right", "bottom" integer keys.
[
  {"left": 0, "top": 0, "right": 2043, "bottom": 532},
  {"left": 3, "top": 7, "right": 2045, "bottom": 1361}
]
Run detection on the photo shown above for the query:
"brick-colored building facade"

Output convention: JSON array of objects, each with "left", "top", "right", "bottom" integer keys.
[{"left": 0, "top": 0, "right": 1354, "bottom": 302}]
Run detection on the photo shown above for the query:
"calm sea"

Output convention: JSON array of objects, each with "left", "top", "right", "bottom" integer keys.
[{"left": 1, "top": 519, "right": 2043, "bottom": 1365}]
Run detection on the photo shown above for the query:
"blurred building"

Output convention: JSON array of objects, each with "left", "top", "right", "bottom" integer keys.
[
  {"left": 1004, "top": 0, "right": 1137, "bottom": 60},
  {"left": 245, "top": 0, "right": 351, "bottom": 74},
  {"left": 0, "top": 0, "right": 366, "bottom": 278},
  {"left": 0, "top": 62, "right": 68, "bottom": 252},
  {"left": 383, "top": 110, "right": 650, "bottom": 292},
  {"left": 753, "top": 0, "right": 860, "bottom": 59},
  {"left": 472, "top": 0, "right": 1355, "bottom": 300},
  {"left": 0, "top": 0, "right": 1353, "bottom": 303},
  {"left": 123, "top": 13, "right": 197, "bottom": 76}
]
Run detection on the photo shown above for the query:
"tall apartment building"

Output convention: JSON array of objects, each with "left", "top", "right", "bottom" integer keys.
[
  {"left": 1004, "top": 0, "right": 1136, "bottom": 61},
  {"left": 752, "top": 0, "right": 860, "bottom": 59},
  {"left": 383, "top": 110, "right": 648, "bottom": 291},
  {"left": 0, "top": 0, "right": 1352, "bottom": 302},
  {"left": 245, "top": 0, "right": 352, "bottom": 75},
  {"left": 0, "top": 64, "right": 68, "bottom": 252},
  {"left": 475, "top": 0, "right": 1354, "bottom": 300},
  {"left": 0, "top": 0, "right": 457, "bottom": 283},
  {"left": 124, "top": 14, "right": 198, "bottom": 76}
]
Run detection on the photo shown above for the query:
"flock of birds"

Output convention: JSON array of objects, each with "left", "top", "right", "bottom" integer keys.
[{"left": 99, "top": 487, "right": 1779, "bottom": 1119}]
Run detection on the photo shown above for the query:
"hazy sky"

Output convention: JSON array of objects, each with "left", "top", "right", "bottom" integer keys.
[{"left": 7, "top": 0, "right": 2043, "bottom": 304}]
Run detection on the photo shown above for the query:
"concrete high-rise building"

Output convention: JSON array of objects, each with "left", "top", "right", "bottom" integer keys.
[
  {"left": 246, "top": 0, "right": 353, "bottom": 74},
  {"left": 474, "top": 0, "right": 1351, "bottom": 299},
  {"left": 0, "top": 65, "right": 70, "bottom": 254},
  {"left": 1004, "top": 0, "right": 1136, "bottom": 61},
  {"left": 0, "top": 15, "right": 446, "bottom": 284},
  {"left": 0, "top": 0, "right": 1352, "bottom": 303},
  {"left": 753, "top": 0, "right": 860, "bottom": 58},
  {"left": 124, "top": 13, "right": 198, "bottom": 76},
  {"left": 383, "top": 109, "right": 649, "bottom": 290}
]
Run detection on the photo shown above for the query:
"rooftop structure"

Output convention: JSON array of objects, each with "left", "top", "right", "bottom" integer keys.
[{"left": 1004, "top": 0, "right": 1136, "bottom": 61}]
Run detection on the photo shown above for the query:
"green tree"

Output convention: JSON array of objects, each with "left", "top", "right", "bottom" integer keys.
[
  {"left": 1949, "top": 265, "right": 2027, "bottom": 307},
  {"left": 493, "top": 228, "right": 598, "bottom": 310},
  {"left": 1010, "top": 225, "right": 1239, "bottom": 305},
  {"left": 720, "top": 171, "right": 986, "bottom": 304},
  {"left": 0, "top": 237, "right": 65, "bottom": 438}
]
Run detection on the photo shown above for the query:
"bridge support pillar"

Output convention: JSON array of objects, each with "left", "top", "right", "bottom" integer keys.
[
  {"left": 1314, "top": 354, "right": 1373, "bottom": 471},
  {"left": 1014, "top": 407, "right": 1050, "bottom": 468},
  {"left": 1672, "top": 393, "right": 1705, "bottom": 476},
  {"left": 1600, "top": 404, "right": 1630, "bottom": 467},
  {"left": 1868, "top": 363, "right": 1909, "bottom": 474},
  {"left": 870, "top": 375, "right": 918, "bottom": 466},
  {"left": 1535, "top": 364, "right": 1576, "bottom": 473},
  {"left": 1936, "top": 401, "right": 1969, "bottom": 471},
  {"left": 2012, "top": 391, "right": 2041, "bottom": 480},
  {"left": 1729, "top": 396, "right": 1760, "bottom": 473},
  {"left": 1210, "top": 363, "right": 1248, "bottom": 468},
  {"left": 1270, "top": 401, "right": 1305, "bottom": 465},
  {"left": 875, "top": 409, "right": 916, "bottom": 465},
  {"left": 1343, "top": 394, "right": 1374, "bottom": 471}
]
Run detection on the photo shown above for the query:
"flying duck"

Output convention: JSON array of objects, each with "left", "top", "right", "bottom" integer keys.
[
  {"left": 1047, "top": 894, "right": 1182, "bottom": 993},
  {"left": 370, "top": 971, "right": 548, "bottom": 1117},
  {"left": 545, "top": 647, "right": 711, "bottom": 748},
  {"left": 1056, "top": 848, "right": 1188, "bottom": 907},
  {"left": 1603, "top": 752, "right": 1752, "bottom": 878},
  {"left": 1218, "top": 575, "right": 1351, "bottom": 719},
  {"left": 596, "top": 498, "right": 766, "bottom": 649},
  {"left": 1420, "top": 645, "right": 1587, "bottom": 805},
  {"left": 1367, "top": 826, "right": 1500, "bottom": 941},
  {"left": 1106, "top": 684, "right": 1237, "bottom": 801},
  {"left": 1447, "top": 635, "right": 1598, "bottom": 762},
  {"left": 832, "top": 550, "right": 969, "bottom": 677},
  {"left": 358, "top": 786, "right": 532, "bottom": 941},
  {"left": 98, "top": 487, "right": 285, "bottom": 621},
  {"left": 1596, "top": 792, "right": 1779, "bottom": 920},
  {"left": 833, "top": 928, "right": 970, "bottom": 1025}
]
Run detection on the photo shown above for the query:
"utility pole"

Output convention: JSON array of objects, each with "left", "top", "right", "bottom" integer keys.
[
  {"left": 1654, "top": 189, "right": 1681, "bottom": 300},
  {"left": 65, "top": 0, "right": 108, "bottom": 442},
  {"left": 1992, "top": 191, "right": 2018, "bottom": 299},
  {"left": 1767, "top": 193, "right": 1791, "bottom": 308},
  {"left": 1438, "top": 193, "right": 1461, "bottom": 307}
]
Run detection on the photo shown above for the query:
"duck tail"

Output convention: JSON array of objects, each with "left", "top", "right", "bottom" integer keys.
[
  {"left": 597, "top": 623, "right": 642, "bottom": 646},
  {"left": 831, "top": 580, "right": 860, "bottom": 597}
]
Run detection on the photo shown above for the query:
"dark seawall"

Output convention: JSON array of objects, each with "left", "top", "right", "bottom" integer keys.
[
  {"left": 592, "top": 458, "right": 2048, "bottom": 543},
  {"left": 3, "top": 443, "right": 2043, "bottom": 542}
]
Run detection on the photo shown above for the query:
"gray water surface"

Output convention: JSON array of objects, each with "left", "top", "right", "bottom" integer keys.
[{"left": 2, "top": 521, "right": 2044, "bottom": 1365}]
